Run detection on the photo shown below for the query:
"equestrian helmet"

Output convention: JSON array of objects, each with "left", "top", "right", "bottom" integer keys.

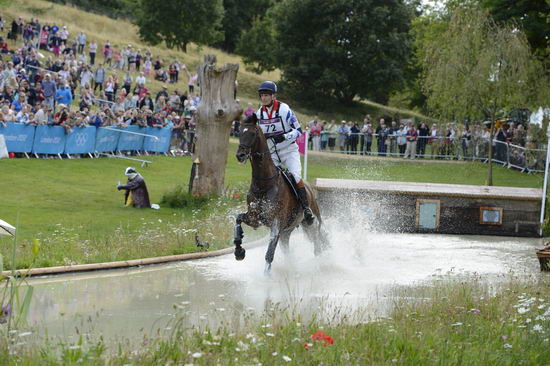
[{"left": 258, "top": 81, "right": 277, "bottom": 95}]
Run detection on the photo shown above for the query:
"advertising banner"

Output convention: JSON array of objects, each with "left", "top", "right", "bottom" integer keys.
[
  {"left": 32, "top": 125, "right": 66, "bottom": 154},
  {"left": 0, "top": 123, "right": 36, "bottom": 153},
  {"left": 65, "top": 126, "right": 96, "bottom": 154}
]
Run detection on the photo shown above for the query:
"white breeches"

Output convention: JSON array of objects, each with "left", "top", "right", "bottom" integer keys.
[{"left": 271, "top": 142, "right": 302, "bottom": 182}]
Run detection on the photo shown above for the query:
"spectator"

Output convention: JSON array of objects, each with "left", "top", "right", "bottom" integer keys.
[
  {"left": 404, "top": 122, "right": 417, "bottom": 159},
  {"left": 417, "top": 122, "right": 430, "bottom": 158},
  {"left": 55, "top": 83, "right": 72, "bottom": 108},
  {"left": 94, "top": 64, "right": 105, "bottom": 93},
  {"left": 361, "top": 119, "right": 373, "bottom": 155},
  {"left": 337, "top": 120, "right": 348, "bottom": 153},
  {"left": 89, "top": 40, "right": 97, "bottom": 65},
  {"left": 396, "top": 124, "right": 407, "bottom": 156},
  {"left": 376, "top": 119, "right": 388, "bottom": 156},
  {"left": 310, "top": 119, "right": 322, "bottom": 151},
  {"left": 77, "top": 32, "right": 86, "bottom": 54}
]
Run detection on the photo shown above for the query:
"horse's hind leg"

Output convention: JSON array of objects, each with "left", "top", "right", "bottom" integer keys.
[
  {"left": 264, "top": 222, "right": 280, "bottom": 274},
  {"left": 279, "top": 231, "right": 291, "bottom": 255},
  {"left": 303, "top": 222, "right": 330, "bottom": 256}
]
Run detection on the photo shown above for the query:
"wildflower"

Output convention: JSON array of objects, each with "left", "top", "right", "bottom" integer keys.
[
  {"left": 503, "top": 344, "right": 512, "bottom": 349},
  {"left": 533, "top": 324, "right": 544, "bottom": 333},
  {"left": 470, "top": 308, "right": 481, "bottom": 313},
  {"left": 311, "top": 330, "right": 334, "bottom": 346},
  {"left": 272, "top": 352, "right": 278, "bottom": 356},
  {"left": 266, "top": 333, "right": 275, "bottom": 337},
  {"left": 282, "top": 355, "right": 292, "bottom": 362},
  {"left": 451, "top": 322, "right": 463, "bottom": 327},
  {"left": 517, "top": 307, "right": 530, "bottom": 314},
  {"left": 192, "top": 352, "right": 202, "bottom": 358},
  {"left": 304, "top": 343, "right": 313, "bottom": 349}
]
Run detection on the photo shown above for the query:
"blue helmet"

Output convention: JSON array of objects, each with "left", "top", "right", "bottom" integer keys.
[{"left": 258, "top": 81, "right": 277, "bottom": 95}]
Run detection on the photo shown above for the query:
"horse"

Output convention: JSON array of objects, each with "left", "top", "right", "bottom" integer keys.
[{"left": 233, "top": 113, "right": 329, "bottom": 273}]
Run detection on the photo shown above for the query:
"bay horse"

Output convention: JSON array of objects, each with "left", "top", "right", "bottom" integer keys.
[{"left": 233, "top": 113, "right": 329, "bottom": 273}]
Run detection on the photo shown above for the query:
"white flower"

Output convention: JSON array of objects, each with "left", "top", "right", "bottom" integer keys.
[
  {"left": 282, "top": 355, "right": 292, "bottom": 362},
  {"left": 526, "top": 318, "right": 532, "bottom": 323},
  {"left": 503, "top": 344, "right": 512, "bottom": 349},
  {"left": 517, "top": 307, "right": 529, "bottom": 314},
  {"left": 451, "top": 322, "right": 463, "bottom": 327},
  {"left": 533, "top": 324, "right": 544, "bottom": 332},
  {"left": 272, "top": 352, "right": 278, "bottom": 356},
  {"left": 192, "top": 352, "right": 202, "bottom": 358},
  {"left": 266, "top": 333, "right": 275, "bottom": 337}
]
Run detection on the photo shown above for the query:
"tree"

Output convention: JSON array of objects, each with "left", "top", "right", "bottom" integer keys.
[
  {"left": 214, "top": 0, "right": 272, "bottom": 53},
  {"left": 420, "top": 7, "right": 546, "bottom": 185},
  {"left": 190, "top": 55, "right": 242, "bottom": 196},
  {"left": 482, "top": 0, "right": 550, "bottom": 63},
  {"left": 134, "top": 0, "right": 224, "bottom": 52},
  {"left": 237, "top": 0, "right": 414, "bottom": 104}
]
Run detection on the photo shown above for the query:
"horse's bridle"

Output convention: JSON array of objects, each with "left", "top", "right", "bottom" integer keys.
[{"left": 238, "top": 141, "right": 278, "bottom": 181}]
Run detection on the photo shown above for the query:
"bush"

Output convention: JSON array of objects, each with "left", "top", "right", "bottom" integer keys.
[{"left": 160, "top": 186, "right": 210, "bottom": 209}]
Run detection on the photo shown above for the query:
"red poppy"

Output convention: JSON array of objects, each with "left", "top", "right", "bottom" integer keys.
[
  {"left": 303, "top": 343, "right": 313, "bottom": 349},
  {"left": 311, "top": 330, "right": 334, "bottom": 346}
]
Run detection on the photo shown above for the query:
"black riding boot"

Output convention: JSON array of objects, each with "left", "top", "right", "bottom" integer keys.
[{"left": 297, "top": 187, "right": 314, "bottom": 225}]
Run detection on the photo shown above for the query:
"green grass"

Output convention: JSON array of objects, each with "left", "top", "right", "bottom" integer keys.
[
  {"left": 0, "top": 144, "right": 541, "bottom": 269},
  {"left": 2, "top": 275, "right": 549, "bottom": 365}
]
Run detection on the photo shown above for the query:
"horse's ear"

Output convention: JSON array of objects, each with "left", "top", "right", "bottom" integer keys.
[{"left": 246, "top": 113, "right": 258, "bottom": 125}]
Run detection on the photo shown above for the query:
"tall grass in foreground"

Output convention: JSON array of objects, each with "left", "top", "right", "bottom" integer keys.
[{"left": 2, "top": 274, "right": 549, "bottom": 365}]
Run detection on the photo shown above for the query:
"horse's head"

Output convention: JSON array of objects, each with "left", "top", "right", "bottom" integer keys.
[{"left": 236, "top": 113, "right": 261, "bottom": 163}]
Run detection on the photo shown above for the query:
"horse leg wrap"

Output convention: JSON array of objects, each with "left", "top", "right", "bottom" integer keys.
[{"left": 234, "top": 214, "right": 246, "bottom": 261}]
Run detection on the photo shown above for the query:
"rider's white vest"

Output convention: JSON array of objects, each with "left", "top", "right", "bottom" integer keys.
[{"left": 256, "top": 100, "right": 301, "bottom": 154}]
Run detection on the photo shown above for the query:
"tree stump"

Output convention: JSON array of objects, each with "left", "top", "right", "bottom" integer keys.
[{"left": 191, "top": 54, "right": 242, "bottom": 195}]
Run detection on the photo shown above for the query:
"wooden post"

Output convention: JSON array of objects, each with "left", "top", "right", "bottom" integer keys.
[{"left": 191, "top": 54, "right": 242, "bottom": 195}]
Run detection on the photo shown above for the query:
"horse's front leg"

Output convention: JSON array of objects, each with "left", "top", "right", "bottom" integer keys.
[
  {"left": 234, "top": 213, "right": 249, "bottom": 261},
  {"left": 264, "top": 221, "right": 280, "bottom": 274}
]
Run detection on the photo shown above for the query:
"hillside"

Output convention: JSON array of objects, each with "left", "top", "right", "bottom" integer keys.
[{"left": 3, "top": 0, "right": 434, "bottom": 124}]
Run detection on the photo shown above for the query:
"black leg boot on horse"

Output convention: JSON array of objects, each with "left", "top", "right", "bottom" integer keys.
[{"left": 296, "top": 180, "right": 314, "bottom": 225}]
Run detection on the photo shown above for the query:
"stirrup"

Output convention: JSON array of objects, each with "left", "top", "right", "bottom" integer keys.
[{"left": 303, "top": 207, "right": 314, "bottom": 225}]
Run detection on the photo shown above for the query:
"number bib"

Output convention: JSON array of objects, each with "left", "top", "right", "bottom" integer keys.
[{"left": 259, "top": 116, "right": 285, "bottom": 137}]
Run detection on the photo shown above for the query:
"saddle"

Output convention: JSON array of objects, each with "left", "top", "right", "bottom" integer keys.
[{"left": 277, "top": 166, "right": 300, "bottom": 202}]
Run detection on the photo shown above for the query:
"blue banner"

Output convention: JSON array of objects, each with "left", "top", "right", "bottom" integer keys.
[
  {"left": 65, "top": 126, "right": 96, "bottom": 154},
  {"left": 33, "top": 125, "right": 66, "bottom": 154},
  {"left": 95, "top": 127, "right": 120, "bottom": 153},
  {"left": 0, "top": 123, "right": 35, "bottom": 153},
  {"left": 143, "top": 126, "right": 172, "bottom": 153},
  {"left": 116, "top": 125, "right": 144, "bottom": 151}
]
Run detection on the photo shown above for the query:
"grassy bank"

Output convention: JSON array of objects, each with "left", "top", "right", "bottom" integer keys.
[
  {"left": 2, "top": 275, "right": 549, "bottom": 365},
  {"left": 0, "top": 147, "right": 541, "bottom": 269}
]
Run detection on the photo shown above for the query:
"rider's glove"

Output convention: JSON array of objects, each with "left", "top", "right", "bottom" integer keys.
[
  {"left": 271, "top": 134, "right": 285, "bottom": 144},
  {"left": 117, "top": 184, "right": 123, "bottom": 190}
]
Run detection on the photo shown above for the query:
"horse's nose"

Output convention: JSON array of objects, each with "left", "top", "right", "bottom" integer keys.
[{"left": 236, "top": 152, "right": 245, "bottom": 162}]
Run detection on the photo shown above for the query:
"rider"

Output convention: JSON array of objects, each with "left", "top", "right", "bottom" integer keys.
[{"left": 256, "top": 81, "right": 314, "bottom": 225}]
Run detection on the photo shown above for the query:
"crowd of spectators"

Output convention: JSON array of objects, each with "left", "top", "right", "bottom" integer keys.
[
  {"left": 0, "top": 15, "right": 202, "bottom": 154},
  {"left": 305, "top": 114, "right": 545, "bottom": 170}
]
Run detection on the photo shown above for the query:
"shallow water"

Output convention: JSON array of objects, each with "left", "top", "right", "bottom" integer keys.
[{"left": 23, "top": 225, "right": 542, "bottom": 343}]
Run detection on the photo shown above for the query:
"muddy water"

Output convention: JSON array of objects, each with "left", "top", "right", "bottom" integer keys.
[{"left": 25, "top": 230, "right": 541, "bottom": 342}]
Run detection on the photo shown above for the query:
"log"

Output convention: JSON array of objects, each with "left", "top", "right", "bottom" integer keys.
[{"left": 191, "top": 54, "right": 242, "bottom": 195}]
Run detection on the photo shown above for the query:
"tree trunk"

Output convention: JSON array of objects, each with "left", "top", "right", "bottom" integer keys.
[
  {"left": 191, "top": 54, "right": 242, "bottom": 195},
  {"left": 486, "top": 118, "right": 495, "bottom": 186}
]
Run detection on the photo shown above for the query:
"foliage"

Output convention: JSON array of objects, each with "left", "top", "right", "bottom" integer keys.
[
  {"left": 237, "top": 0, "right": 415, "bottom": 105},
  {"left": 213, "top": 0, "right": 272, "bottom": 53},
  {"left": 160, "top": 186, "right": 210, "bottom": 208},
  {"left": 481, "top": 0, "right": 550, "bottom": 65},
  {"left": 133, "top": 0, "right": 224, "bottom": 52},
  {"left": 419, "top": 6, "right": 547, "bottom": 185}
]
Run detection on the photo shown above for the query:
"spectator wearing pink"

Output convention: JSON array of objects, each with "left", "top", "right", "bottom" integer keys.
[
  {"left": 309, "top": 119, "right": 322, "bottom": 151},
  {"left": 244, "top": 103, "right": 255, "bottom": 117},
  {"left": 404, "top": 122, "right": 417, "bottom": 159}
]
